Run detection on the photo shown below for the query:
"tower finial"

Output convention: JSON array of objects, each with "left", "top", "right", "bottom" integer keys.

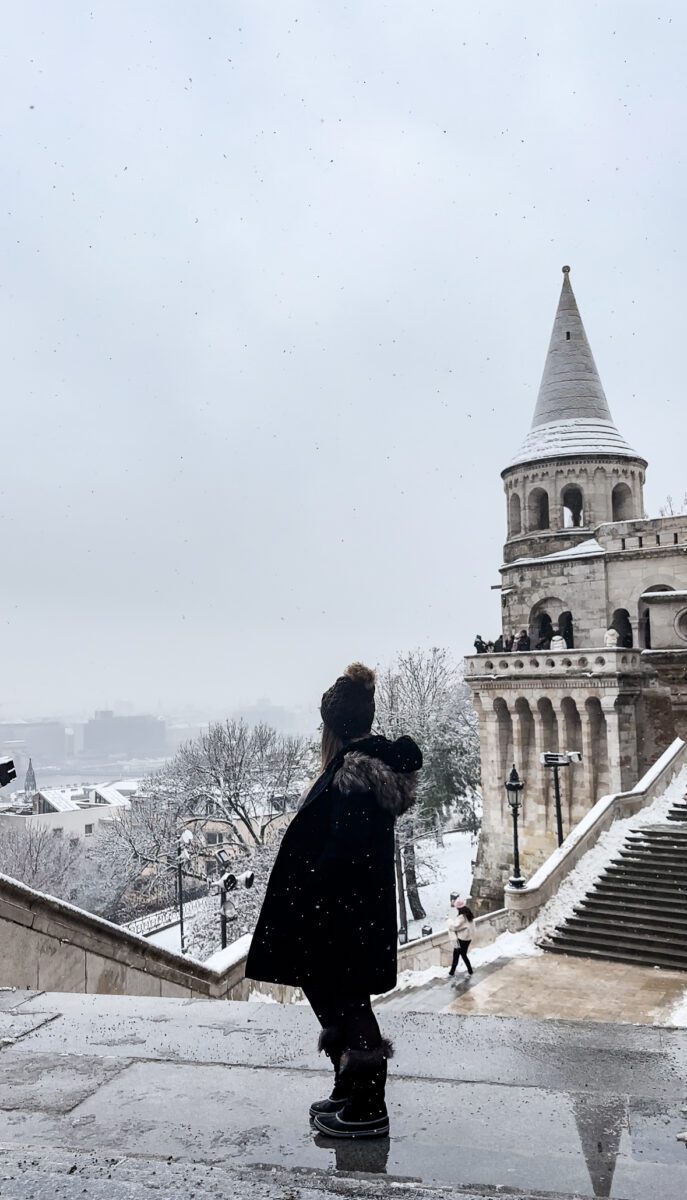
[{"left": 562, "top": 264, "right": 570, "bottom": 274}]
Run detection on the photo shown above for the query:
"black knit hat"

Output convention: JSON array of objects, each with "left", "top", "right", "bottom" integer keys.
[{"left": 320, "top": 662, "right": 376, "bottom": 741}]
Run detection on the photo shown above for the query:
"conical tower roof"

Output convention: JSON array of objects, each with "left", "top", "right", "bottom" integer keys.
[{"left": 510, "top": 267, "right": 645, "bottom": 467}]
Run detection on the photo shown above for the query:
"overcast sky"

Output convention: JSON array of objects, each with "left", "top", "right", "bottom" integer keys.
[{"left": 1, "top": 1, "right": 684, "bottom": 720}]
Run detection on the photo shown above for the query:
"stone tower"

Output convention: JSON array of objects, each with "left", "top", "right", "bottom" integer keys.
[{"left": 467, "top": 267, "right": 687, "bottom": 912}]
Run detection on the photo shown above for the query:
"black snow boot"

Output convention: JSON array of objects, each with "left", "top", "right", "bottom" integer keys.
[
  {"left": 313, "top": 1038, "right": 393, "bottom": 1139},
  {"left": 309, "top": 1027, "right": 350, "bottom": 1119}
]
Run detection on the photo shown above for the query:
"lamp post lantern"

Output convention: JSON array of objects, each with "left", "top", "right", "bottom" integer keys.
[{"left": 505, "top": 765, "right": 525, "bottom": 889}]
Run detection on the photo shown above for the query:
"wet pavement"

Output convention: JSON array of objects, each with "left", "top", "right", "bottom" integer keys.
[
  {"left": 0, "top": 990, "right": 686, "bottom": 1199},
  {"left": 379, "top": 954, "right": 687, "bottom": 1024}
]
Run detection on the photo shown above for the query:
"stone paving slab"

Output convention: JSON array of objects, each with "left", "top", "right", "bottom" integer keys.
[
  {"left": 0, "top": 1062, "right": 685, "bottom": 1198},
  {"left": 0, "top": 1051, "right": 131, "bottom": 1115},
  {"left": 8, "top": 997, "right": 687, "bottom": 1099},
  {"left": 1, "top": 995, "right": 686, "bottom": 1199},
  {"left": 0, "top": 1151, "right": 596, "bottom": 1200}
]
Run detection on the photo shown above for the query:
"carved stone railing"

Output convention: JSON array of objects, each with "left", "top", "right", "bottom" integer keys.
[{"left": 465, "top": 648, "right": 642, "bottom": 679}]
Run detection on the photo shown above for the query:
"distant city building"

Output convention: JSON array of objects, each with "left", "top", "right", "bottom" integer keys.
[
  {"left": 83, "top": 711, "right": 166, "bottom": 760},
  {"left": 0, "top": 722, "right": 67, "bottom": 768}
]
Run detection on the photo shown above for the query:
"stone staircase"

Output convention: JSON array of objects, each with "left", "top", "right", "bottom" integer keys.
[{"left": 541, "top": 790, "right": 687, "bottom": 971}]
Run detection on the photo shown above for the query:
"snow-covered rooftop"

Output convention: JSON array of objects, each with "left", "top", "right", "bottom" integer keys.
[
  {"left": 510, "top": 418, "right": 643, "bottom": 466},
  {"left": 508, "top": 269, "right": 645, "bottom": 469}
]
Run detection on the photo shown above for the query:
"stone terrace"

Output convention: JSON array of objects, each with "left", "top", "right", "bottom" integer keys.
[{"left": 1, "top": 990, "right": 687, "bottom": 1199}]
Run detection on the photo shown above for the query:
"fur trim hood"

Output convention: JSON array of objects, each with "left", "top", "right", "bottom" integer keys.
[{"left": 333, "top": 735, "right": 422, "bottom": 817}]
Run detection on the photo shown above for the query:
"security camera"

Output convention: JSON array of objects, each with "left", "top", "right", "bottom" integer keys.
[
  {"left": 220, "top": 870, "right": 254, "bottom": 893},
  {"left": 566, "top": 751, "right": 583, "bottom": 764}
]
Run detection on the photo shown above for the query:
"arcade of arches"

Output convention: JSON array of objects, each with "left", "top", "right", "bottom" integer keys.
[{"left": 475, "top": 687, "right": 637, "bottom": 872}]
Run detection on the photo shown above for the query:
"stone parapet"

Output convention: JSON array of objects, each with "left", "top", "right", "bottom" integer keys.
[{"left": 466, "top": 647, "right": 642, "bottom": 681}]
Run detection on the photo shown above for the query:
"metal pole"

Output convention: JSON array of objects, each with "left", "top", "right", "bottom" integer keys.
[
  {"left": 553, "top": 764, "right": 564, "bottom": 847},
  {"left": 177, "top": 846, "right": 185, "bottom": 955},
  {"left": 220, "top": 884, "right": 227, "bottom": 950},
  {"left": 395, "top": 833, "right": 408, "bottom": 941},
  {"left": 511, "top": 803, "right": 522, "bottom": 884}
]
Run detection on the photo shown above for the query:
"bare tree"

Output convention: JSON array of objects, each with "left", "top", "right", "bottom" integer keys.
[
  {"left": 375, "top": 647, "right": 481, "bottom": 923},
  {"left": 0, "top": 821, "right": 84, "bottom": 898},
  {"left": 100, "top": 720, "right": 315, "bottom": 935},
  {"left": 659, "top": 493, "right": 687, "bottom": 517}
]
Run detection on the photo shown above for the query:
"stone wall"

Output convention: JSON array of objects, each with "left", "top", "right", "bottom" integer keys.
[
  {"left": 0, "top": 873, "right": 246, "bottom": 999},
  {"left": 0, "top": 869, "right": 508, "bottom": 1003}
]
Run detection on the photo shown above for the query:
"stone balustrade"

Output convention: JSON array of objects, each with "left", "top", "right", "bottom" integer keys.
[
  {"left": 466, "top": 648, "right": 642, "bottom": 678},
  {"left": 504, "top": 736, "right": 687, "bottom": 931},
  {"left": 0, "top": 868, "right": 510, "bottom": 1003}
]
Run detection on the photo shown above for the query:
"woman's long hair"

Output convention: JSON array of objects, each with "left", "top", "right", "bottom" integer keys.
[
  {"left": 321, "top": 724, "right": 345, "bottom": 769},
  {"left": 462, "top": 905, "right": 475, "bottom": 922}
]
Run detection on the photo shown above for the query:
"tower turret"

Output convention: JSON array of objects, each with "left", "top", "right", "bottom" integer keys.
[{"left": 502, "top": 267, "right": 647, "bottom": 562}]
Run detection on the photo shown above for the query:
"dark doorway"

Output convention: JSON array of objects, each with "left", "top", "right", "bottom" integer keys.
[
  {"left": 558, "top": 610, "right": 574, "bottom": 648},
  {"left": 535, "top": 610, "right": 554, "bottom": 649},
  {"left": 611, "top": 608, "right": 633, "bottom": 648}
]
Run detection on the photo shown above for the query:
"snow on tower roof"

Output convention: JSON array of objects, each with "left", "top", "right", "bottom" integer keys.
[{"left": 509, "top": 267, "right": 645, "bottom": 468}]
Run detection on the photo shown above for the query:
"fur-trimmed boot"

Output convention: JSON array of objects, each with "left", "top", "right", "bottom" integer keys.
[
  {"left": 312, "top": 1038, "right": 392, "bottom": 1138},
  {"left": 309, "top": 1027, "right": 350, "bottom": 1119}
]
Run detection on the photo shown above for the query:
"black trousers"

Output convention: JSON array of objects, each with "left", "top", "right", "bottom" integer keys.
[
  {"left": 303, "top": 984, "right": 382, "bottom": 1053},
  {"left": 451, "top": 940, "right": 473, "bottom": 974}
]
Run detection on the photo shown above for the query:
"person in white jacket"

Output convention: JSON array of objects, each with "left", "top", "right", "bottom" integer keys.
[{"left": 447, "top": 896, "right": 475, "bottom": 977}]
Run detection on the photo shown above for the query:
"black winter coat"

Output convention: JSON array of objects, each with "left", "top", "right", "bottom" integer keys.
[{"left": 245, "top": 735, "right": 422, "bottom": 996}]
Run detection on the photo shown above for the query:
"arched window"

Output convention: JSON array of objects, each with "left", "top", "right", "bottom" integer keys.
[
  {"left": 611, "top": 608, "right": 633, "bottom": 648},
  {"left": 529, "top": 596, "right": 565, "bottom": 649},
  {"left": 509, "top": 492, "right": 522, "bottom": 536},
  {"left": 528, "top": 487, "right": 550, "bottom": 531},
  {"left": 561, "top": 484, "right": 584, "bottom": 528},
  {"left": 612, "top": 482, "right": 634, "bottom": 522}
]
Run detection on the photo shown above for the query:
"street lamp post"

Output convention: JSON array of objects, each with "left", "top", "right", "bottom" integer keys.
[
  {"left": 177, "top": 828, "right": 195, "bottom": 955},
  {"left": 505, "top": 765, "right": 525, "bottom": 888},
  {"left": 540, "top": 752, "right": 583, "bottom": 847}
]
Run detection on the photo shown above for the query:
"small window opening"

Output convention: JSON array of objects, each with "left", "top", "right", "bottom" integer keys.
[
  {"left": 656, "top": 534, "right": 661, "bottom": 545},
  {"left": 565, "top": 331, "right": 571, "bottom": 340},
  {"left": 621, "top": 537, "right": 626, "bottom": 550},
  {"left": 674, "top": 533, "right": 679, "bottom": 545},
  {"left": 638, "top": 536, "right": 643, "bottom": 548}
]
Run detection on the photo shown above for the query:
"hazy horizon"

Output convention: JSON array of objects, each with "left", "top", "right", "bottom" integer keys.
[{"left": 2, "top": 2, "right": 684, "bottom": 717}]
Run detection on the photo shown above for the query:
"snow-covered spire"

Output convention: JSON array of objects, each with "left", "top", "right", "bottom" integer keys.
[
  {"left": 510, "top": 266, "right": 645, "bottom": 467},
  {"left": 25, "top": 757, "right": 36, "bottom": 798}
]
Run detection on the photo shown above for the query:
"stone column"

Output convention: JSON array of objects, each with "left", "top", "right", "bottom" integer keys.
[
  {"left": 601, "top": 696, "right": 623, "bottom": 795},
  {"left": 581, "top": 702, "right": 596, "bottom": 803},
  {"left": 532, "top": 704, "right": 550, "bottom": 833},
  {"left": 615, "top": 694, "right": 639, "bottom": 791},
  {"left": 513, "top": 708, "right": 529, "bottom": 824}
]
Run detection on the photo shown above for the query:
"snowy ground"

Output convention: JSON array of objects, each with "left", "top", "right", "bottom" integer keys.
[
  {"left": 146, "top": 923, "right": 183, "bottom": 953},
  {"left": 406, "top": 829, "right": 475, "bottom": 940}
]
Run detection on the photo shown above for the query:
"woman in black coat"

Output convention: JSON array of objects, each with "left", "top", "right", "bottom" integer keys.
[{"left": 246, "top": 662, "right": 422, "bottom": 1140}]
